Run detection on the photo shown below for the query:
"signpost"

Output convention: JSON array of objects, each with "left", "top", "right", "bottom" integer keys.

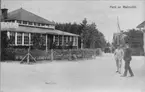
[
  {"left": 20, "top": 34, "right": 36, "bottom": 64},
  {"left": 1, "top": 22, "right": 19, "bottom": 30}
]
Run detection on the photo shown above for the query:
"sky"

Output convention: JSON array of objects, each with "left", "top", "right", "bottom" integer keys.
[{"left": 1, "top": 0, "right": 145, "bottom": 42}]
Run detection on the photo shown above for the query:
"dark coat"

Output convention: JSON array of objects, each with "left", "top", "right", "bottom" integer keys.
[{"left": 123, "top": 48, "right": 132, "bottom": 61}]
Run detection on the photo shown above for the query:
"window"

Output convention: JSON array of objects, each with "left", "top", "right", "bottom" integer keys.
[
  {"left": 70, "top": 36, "right": 72, "bottom": 42},
  {"left": 28, "top": 22, "right": 33, "bottom": 25},
  {"left": 68, "top": 36, "right": 73, "bottom": 46},
  {"left": 59, "top": 36, "right": 62, "bottom": 46},
  {"left": 30, "top": 33, "right": 34, "bottom": 45},
  {"left": 17, "top": 33, "right": 22, "bottom": 45},
  {"left": 34, "top": 22, "right": 37, "bottom": 26},
  {"left": 55, "top": 35, "right": 59, "bottom": 45},
  {"left": 9, "top": 32, "right": 15, "bottom": 44},
  {"left": 17, "top": 20, "right": 22, "bottom": 24},
  {"left": 24, "top": 33, "right": 29, "bottom": 44},
  {"left": 72, "top": 37, "right": 77, "bottom": 46},
  {"left": 72, "top": 37, "right": 75, "bottom": 46},
  {"left": 23, "top": 21, "right": 27, "bottom": 24},
  {"left": 64, "top": 36, "right": 68, "bottom": 46},
  {"left": 41, "top": 23, "right": 45, "bottom": 26},
  {"left": 64, "top": 36, "right": 66, "bottom": 42},
  {"left": 37, "top": 23, "right": 41, "bottom": 26},
  {"left": 11, "top": 20, "right": 15, "bottom": 22},
  {"left": 46, "top": 24, "right": 49, "bottom": 27},
  {"left": 66, "top": 36, "right": 68, "bottom": 43},
  {"left": 75, "top": 37, "right": 77, "bottom": 46},
  {"left": 42, "top": 34, "right": 46, "bottom": 46}
]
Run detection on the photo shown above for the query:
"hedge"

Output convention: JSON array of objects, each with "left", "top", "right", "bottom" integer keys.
[{"left": 1, "top": 48, "right": 102, "bottom": 61}]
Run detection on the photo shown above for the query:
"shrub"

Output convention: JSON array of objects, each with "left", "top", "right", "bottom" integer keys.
[{"left": 1, "top": 48, "right": 102, "bottom": 61}]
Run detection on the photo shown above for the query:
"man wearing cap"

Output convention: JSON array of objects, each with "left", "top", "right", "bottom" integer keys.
[{"left": 121, "top": 43, "right": 134, "bottom": 77}]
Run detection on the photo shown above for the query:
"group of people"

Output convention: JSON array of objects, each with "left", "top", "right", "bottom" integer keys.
[{"left": 114, "top": 43, "right": 134, "bottom": 77}]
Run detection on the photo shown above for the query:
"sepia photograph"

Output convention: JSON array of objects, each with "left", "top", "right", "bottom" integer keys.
[{"left": 0, "top": 0, "right": 145, "bottom": 92}]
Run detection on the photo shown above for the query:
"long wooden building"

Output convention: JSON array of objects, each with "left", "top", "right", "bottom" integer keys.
[{"left": 1, "top": 8, "right": 79, "bottom": 50}]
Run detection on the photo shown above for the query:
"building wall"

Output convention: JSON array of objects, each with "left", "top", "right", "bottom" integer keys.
[
  {"left": 143, "top": 26, "right": 145, "bottom": 54},
  {"left": 144, "top": 32, "right": 145, "bottom": 54}
]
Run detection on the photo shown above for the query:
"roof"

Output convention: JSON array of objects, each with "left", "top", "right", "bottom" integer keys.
[
  {"left": 137, "top": 21, "right": 145, "bottom": 28},
  {"left": 1, "top": 26, "right": 79, "bottom": 36},
  {"left": 7, "top": 8, "right": 54, "bottom": 25}
]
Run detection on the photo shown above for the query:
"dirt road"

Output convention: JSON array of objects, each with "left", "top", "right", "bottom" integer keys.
[{"left": 1, "top": 53, "right": 145, "bottom": 92}]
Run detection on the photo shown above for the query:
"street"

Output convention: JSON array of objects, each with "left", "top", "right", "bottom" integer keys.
[{"left": 1, "top": 53, "right": 145, "bottom": 92}]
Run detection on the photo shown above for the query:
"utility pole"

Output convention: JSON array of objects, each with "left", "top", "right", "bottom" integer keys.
[{"left": 117, "top": 16, "right": 121, "bottom": 32}]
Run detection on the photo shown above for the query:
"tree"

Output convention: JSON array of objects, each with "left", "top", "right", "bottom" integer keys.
[
  {"left": 55, "top": 18, "right": 107, "bottom": 49},
  {"left": 106, "top": 42, "right": 111, "bottom": 47},
  {"left": 1, "top": 31, "right": 13, "bottom": 60},
  {"left": 82, "top": 22, "right": 106, "bottom": 49},
  {"left": 1, "top": 32, "right": 9, "bottom": 49}
]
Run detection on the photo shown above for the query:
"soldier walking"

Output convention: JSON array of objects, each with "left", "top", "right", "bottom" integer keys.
[{"left": 121, "top": 43, "right": 134, "bottom": 77}]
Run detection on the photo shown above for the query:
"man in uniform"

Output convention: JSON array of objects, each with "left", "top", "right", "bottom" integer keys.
[{"left": 121, "top": 43, "right": 134, "bottom": 77}]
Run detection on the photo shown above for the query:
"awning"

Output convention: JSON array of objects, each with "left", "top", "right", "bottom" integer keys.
[{"left": 1, "top": 26, "right": 79, "bottom": 37}]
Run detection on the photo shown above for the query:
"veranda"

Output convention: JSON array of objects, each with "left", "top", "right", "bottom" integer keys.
[
  {"left": 1, "top": 22, "right": 79, "bottom": 50},
  {"left": 1, "top": 22, "right": 102, "bottom": 61}
]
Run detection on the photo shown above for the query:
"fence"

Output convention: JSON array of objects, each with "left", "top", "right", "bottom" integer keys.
[{"left": 1, "top": 48, "right": 102, "bottom": 61}]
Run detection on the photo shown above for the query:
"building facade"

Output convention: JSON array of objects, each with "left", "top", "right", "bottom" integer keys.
[
  {"left": 137, "top": 21, "right": 145, "bottom": 54},
  {"left": 1, "top": 8, "right": 79, "bottom": 50}
]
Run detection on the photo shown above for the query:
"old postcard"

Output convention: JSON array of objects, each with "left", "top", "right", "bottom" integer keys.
[{"left": 1, "top": 0, "right": 145, "bottom": 92}]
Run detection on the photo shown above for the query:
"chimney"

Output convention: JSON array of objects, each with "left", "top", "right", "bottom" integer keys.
[{"left": 1, "top": 8, "right": 8, "bottom": 20}]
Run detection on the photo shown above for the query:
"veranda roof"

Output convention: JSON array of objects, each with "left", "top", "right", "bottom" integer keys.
[{"left": 1, "top": 26, "right": 79, "bottom": 36}]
